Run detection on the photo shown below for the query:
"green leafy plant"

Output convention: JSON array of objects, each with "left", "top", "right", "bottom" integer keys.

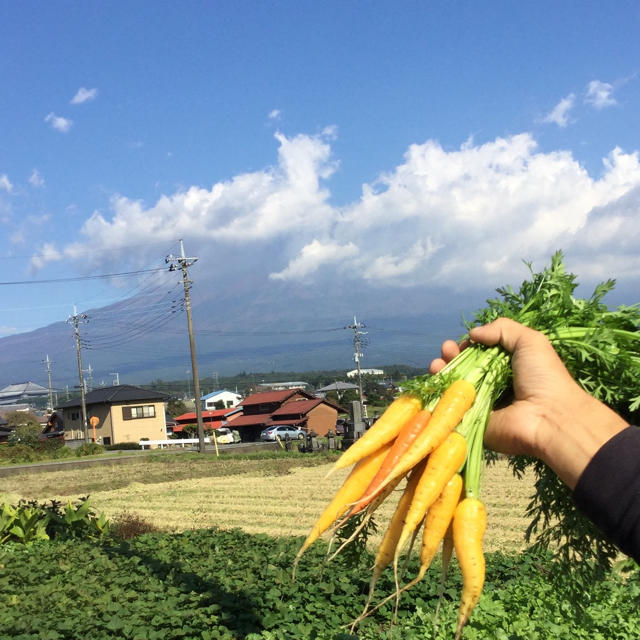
[
  {"left": 0, "top": 497, "right": 110, "bottom": 545},
  {"left": 0, "top": 528, "right": 638, "bottom": 639}
]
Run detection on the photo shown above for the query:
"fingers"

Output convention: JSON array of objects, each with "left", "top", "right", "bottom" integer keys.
[
  {"left": 429, "top": 358, "right": 446, "bottom": 374},
  {"left": 441, "top": 339, "right": 461, "bottom": 361},
  {"left": 469, "top": 318, "right": 545, "bottom": 354},
  {"left": 429, "top": 339, "right": 462, "bottom": 374}
]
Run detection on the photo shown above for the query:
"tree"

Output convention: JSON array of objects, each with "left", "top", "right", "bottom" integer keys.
[
  {"left": 166, "top": 400, "right": 188, "bottom": 417},
  {"left": 3, "top": 410, "right": 41, "bottom": 429}
]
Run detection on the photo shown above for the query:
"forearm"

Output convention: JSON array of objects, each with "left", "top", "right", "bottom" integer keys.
[
  {"left": 572, "top": 425, "right": 640, "bottom": 564},
  {"left": 537, "top": 391, "right": 628, "bottom": 490}
]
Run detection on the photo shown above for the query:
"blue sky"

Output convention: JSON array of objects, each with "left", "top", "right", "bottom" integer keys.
[{"left": 2, "top": 2, "right": 640, "bottom": 370}]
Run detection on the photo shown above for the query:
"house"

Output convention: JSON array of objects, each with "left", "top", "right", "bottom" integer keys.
[
  {"left": 346, "top": 368, "right": 384, "bottom": 378},
  {"left": 201, "top": 389, "right": 242, "bottom": 410},
  {"left": 56, "top": 385, "right": 169, "bottom": 445},
  {"left": 0, "top": 381, "right": 50, "bottom": 406},
  {"left": 257, "top": 381, "right": 310, "bottom": 391},
  {"left": 173, "top": 408, "right": 240, "bottom": 435},
  {"left": 230, "top": 389, "right": 345, "bottom": 441}
]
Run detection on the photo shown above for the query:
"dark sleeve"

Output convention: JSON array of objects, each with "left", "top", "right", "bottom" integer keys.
[{"left": 572, "top": 425, "right": 640, "bottom": 564}]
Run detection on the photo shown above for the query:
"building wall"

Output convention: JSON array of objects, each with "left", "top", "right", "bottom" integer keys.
[
  {"left": 305, "top": 404, "right": 338, "bottom": 437},
  {"left": 87, "top": 405, "right": 112, "bottom": 443},
  {"left": 62, "top": 401, "right": 166, "bottom": 444},
  {"left": 111, "top": 401, "right": 167, "bottom": 444},
  {"left": 203, "top": 391, "right": 242, "bottom": 410}
]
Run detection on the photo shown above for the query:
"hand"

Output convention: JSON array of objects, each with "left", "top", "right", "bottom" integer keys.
[{"left": 430, "top": 318, "right": 627, "bottom": 489}]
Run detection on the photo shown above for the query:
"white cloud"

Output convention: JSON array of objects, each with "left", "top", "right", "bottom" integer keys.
[
  {"left": 362, "top": 239, "right": 441, "bottom": 282},
  {"left": 29, "top": 243, "right": 63, "bottom": 270},
  {"left": 32, "top": 128, "right": 640, "bottom": 299},
  {"left": 542, "top": 94, "right": 575, "bottom": 127},
  {"left": 29, "top": 169, "right": 45, "bottom": 188},
  {"left": 270, "top": 239, "right": 359, "bottom": 280},
  {"left": 268, "top": 109, "right": 281, "bottom": 120},
  {"left": 585, "top": 80, "right": 616, "bottom": 109},
  {"left": 71, "top": 87, "right": 98, "bottom": 104},
  {"left": 45, "top": 112, "right": 73, "bottom": 132},
  {"left": 0, "top": 174, "right": 12, "bottom": 192}
]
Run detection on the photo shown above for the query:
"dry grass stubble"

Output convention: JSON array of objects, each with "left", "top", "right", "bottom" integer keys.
[{"left": 2, "top": 457, "right": 535, "bottom": 552}]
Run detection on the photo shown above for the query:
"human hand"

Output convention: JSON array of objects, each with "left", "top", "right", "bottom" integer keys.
[{"left": 430, "top": 318, "right": 627, "bottom": 489}]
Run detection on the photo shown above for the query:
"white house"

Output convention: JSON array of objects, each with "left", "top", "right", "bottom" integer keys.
[
  {"left": 346, "top": 368, "right": 384, "bottom": 378},
  {"left": 201, "top": 389, "right": 242, "bottom": 410}
]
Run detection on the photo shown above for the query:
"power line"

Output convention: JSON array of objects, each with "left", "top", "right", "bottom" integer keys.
[{"left": 0, "top": 267, "right": 167, "bottom": 287}]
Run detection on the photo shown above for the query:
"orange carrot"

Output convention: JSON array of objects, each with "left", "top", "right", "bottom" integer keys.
[
  {"left": 393, "top": 432, "right": 467, "bottom": 560},
  {"left": 346, "top": 409, "right": 432, "bottom": 518},
  {"left": 453, "top": 497, "right": 487, "bottom": 640},
  {"left": 370, "top": 379, "right": 475, "bottom": 497},
  {"left": 328, "top": 395, "right": 422, "bottom": 473}
]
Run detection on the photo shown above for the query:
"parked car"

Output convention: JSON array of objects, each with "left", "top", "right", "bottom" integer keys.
[
  {"left": 211, "top": 427, "right": 237, "bottom": 444},
  {"left": 259, "top": 425, "right": 305, "bottom": 441}
]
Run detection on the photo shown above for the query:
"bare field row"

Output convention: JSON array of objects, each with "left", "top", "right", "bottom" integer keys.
[{"left": 1, "top": 455, "right": 535, "bottom": 553}]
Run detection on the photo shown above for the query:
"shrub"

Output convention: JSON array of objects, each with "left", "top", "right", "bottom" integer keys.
[
  {"left": 104, "top": 442, "right": 141, "bottom": 450},
  {"left": 75, "top": 442, "right": 105, "bottom": 457},
  {"left": 7, "top": 424, "right": 41, "bottom": 448},
  {"left": 110, "top": 510, "right": 158, "bottom": 539}
]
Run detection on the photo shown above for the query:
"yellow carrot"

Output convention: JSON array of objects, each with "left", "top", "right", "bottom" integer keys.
[
  {"left": 370, "top": 379, "right": 475, "bottom": 497},
  {"left": 346, "top": 409, "right": 431, "bottom": 519},
  {"left": 349, "top": 473, "right": 463, "bottom": 631},
  {"left": 294, "top": 440, "right": 392, "bottom": 569},
  {"left": 453, "top": 497, "right": 487, "bottom": 640},
  {"left": 329, "top": 395, "right": 422, "bottom": 473},
  {"left": 393, "top": 432, "right": 467, "bottom": 560},
  {"left": 349, "top": 460, "right": 427, "bottom": 632}
]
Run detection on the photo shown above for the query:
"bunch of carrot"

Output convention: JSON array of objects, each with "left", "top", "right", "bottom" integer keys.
[
  {"left": 294, "top": 252, "right": 640, "bottom": 636},
  {"left": 294, "top": 347, "right": 505, "bottom": 639}
]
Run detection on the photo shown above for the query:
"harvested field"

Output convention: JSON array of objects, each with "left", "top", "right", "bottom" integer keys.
[{"left": 1, "top": 454, "right": 535, "bottom": 552}]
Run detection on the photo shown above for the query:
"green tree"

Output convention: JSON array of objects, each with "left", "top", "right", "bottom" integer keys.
[
  {"left": 166, "top": 400, "right": 188, "bottom": 417},
  {"left": 3, "top": 410, "right": 41, "bottom": 428}
]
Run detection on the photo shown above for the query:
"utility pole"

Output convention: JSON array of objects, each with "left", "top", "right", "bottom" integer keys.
[
  {"left": 68, "top": 306, "right": 89, "bottom": 443},
  {"left": 166, "top": 239, "right": 209, "bottom": 454},
  {"left": 348, "top": 316, "right": 368, "bottom": 419},
  {"left": 43, "top": 354, "right": 54, "bottom": 411}
]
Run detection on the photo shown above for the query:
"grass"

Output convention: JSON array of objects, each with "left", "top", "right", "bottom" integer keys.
[{"left": 0, "top": 450, "right": 534, "bottom": 553}]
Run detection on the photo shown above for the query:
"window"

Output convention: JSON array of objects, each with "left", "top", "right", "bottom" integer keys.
[
  {"left": 102, "top": 437, "right": 111, "bottom": 445},
  {"left": 122, "top": 405, "right": 156, "bottom": 420},
  {"left": 71, "top": 411, "right": 80, "bottom": 420}
]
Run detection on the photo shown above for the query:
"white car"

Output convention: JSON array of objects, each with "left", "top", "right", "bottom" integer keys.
[
  {"left": 259, "top": 425, "right": 305, "bottom": 441},
  {"left": 212, "top": 427, "right": 237, "bottom": 444}
]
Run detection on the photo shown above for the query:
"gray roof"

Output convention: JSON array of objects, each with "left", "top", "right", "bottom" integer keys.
[
  {"left": 0, "top": 381, "right": 50, "bottom": 403},
  {"left": 315, "top": 381, "right": 359, "bottom": 393},
  {"left": 57, "top": 384, "right": 168, "bottom": 409}
]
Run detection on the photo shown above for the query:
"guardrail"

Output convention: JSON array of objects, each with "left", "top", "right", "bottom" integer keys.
[{"left": 139, "top": 438, "right": 211, "bottom": 449}]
